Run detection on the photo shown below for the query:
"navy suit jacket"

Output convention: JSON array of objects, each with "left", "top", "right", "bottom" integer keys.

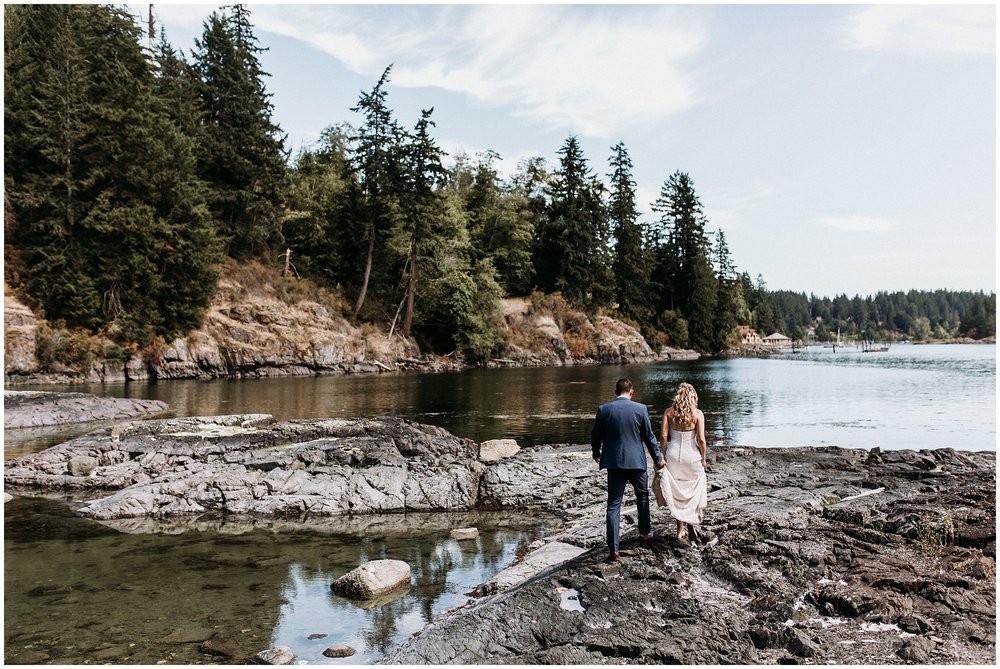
[{"left": 591, "top": 396, "right": 663, "bottom": 470}]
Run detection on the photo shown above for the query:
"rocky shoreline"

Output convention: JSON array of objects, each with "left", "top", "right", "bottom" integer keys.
[
  {"left": 5, "top": 278, "right": 697, "bottom": 386},
  {"left": 3, "top": 415, "right": 995, "bottom": 664}
]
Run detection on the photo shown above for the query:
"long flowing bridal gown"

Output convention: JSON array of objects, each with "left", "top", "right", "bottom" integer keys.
[{"left": 653, "top": 428, "right": 708, "bottom": 524}]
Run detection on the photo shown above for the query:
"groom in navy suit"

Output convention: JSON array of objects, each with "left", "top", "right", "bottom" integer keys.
[{"left": 592, "top": 378, "right": 666, "bottom": 561}]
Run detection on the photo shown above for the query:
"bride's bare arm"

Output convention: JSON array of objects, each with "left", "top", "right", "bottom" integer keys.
[
  {"left": 697, "top": 410, "right": 707, "bottom": 466},
  {"left": 660, "top": 409, "right": 671, "bottom": 457}
]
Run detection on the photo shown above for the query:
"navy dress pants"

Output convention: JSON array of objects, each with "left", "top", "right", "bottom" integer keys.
[{"left": 606, "top": 467, "right": 651, "bottom": 553}]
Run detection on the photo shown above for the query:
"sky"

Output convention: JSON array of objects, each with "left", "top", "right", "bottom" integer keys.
[{"left": 133, "top": 2, "right": 995, "bottom": 298}]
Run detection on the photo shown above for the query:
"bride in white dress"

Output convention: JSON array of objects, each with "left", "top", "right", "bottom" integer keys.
[{"left": 653, "top": 382, "right": 708, "bottom": 542}]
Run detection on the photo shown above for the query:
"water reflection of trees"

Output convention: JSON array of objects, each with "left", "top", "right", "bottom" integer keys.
[
  {"left": 98, "top": 361, "right": 772, "bottom": 447},
  {"left": 267, "top": 514, "right": 548, "bottom": 659}
]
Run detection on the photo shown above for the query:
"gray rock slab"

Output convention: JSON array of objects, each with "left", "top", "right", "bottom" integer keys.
[
  {"left": 5, "top": 415, "right": 481, "bottom": 519},
  {"left": 4, "top": 390, "right": 168, "bottom": 428},
  {"left": 474, "top": 541, "right": 588, "bottom": 595},
  {"left": 386, "top": 444, "right": 996, "bottom": 665},
  {"left": 200, "top": 635, "right": 239, "bottom": 658}
]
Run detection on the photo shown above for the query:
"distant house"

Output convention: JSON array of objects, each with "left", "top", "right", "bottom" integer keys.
[
  {"left": 764, "top": 332, "right": 792, "bottom": 348},
  {"left": 738, "top": 325, "right": 763, "bottom": 346}
]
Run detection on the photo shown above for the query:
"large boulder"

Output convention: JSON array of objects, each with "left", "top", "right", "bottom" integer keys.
[
  {"left": 68, "top": 455, "right": 98, "bottom": 477},
  {"left": 254, "top": 647, "right": 295, "bottom": 665},
  {"left": 331, "top": 559, "right": 411, "bottom": 600},
  {"left": 479, "top": 439, "right": 520, "bottom": 463},
  {"left": 322, "top": 645, "right": 356, "bottom": 658}
]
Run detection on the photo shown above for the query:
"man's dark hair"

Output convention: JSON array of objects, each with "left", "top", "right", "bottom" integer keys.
[{"left": 615, "top": 378, "right": 633, "bottom": 396}]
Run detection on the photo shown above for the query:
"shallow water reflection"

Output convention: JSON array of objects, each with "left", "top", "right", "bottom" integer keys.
[{"left": 4, "top": 497, "right": 554, "bottom": 665}]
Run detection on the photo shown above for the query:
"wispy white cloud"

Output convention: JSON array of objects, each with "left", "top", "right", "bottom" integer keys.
[
  {"left": 703, "top": 185, "right": 780, "bottom": 230},
  {"left": 843, "top": 5, "right": 995, "bottom": 56},
  {"left": 247, "top": 4, "right": 707, "bottom": 138},
  {"left": 822, "top": 215, "right": 898, "bottom": 232}
]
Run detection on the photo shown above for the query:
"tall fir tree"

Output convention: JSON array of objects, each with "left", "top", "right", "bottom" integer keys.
[
  {"left": 283, "top": 124, "right": 357, "bottom": 286},
  {"left": 541, "top": 136, "right": 612, "bottom": 307},
  {"left": 748, "top": 273, "right": 782, "bottom": 335},
  {"left": 607, "top": 142, "right": 654, "bottom": 326},
  {"left": 686, "top": 249, "right": 718, "bottom": 351},
  {"left": 152, "top": 29, "right": 203, "bottom": 148},
  {"left": 462, "top": 151, "right": 535, "bottom": 295},
  {"left": 710, "top": 229, "right": 739, "bottom": 351},
  {"left": 348, "top": 65, "right": 406, "bottom": 318},
  {"left": 4, "top": 4, "right": 222, "bottom": 341},
  {"left": 397, "top": 108, "right": 447, "bottom": 337},
  {"left": 191, "top": 4, "right": 287, "bottom": 260},
  {"left": 650, "top": 171, "right": 716, "bottom": 350}
]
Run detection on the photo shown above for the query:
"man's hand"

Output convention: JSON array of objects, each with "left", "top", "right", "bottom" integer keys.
[
  {"left": 594, "top": 457, "right": 600, "bottom": 466},
  {"left": 657, "top": 459, "right": 667, "bottom": 470}
]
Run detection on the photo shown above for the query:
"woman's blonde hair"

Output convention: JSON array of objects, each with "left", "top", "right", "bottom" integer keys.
[{"left": 671, "top": 382, "right": 699, "bottom": 426}]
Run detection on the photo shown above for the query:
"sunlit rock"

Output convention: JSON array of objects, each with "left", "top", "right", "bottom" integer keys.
[
  {"left": 254, "top": 646, "right": 295, "bottom": 665},
  {"left": 331, "top": 559, "right": 411, "bottom": 600},
  {"left": 479, "top": 438, "right": 520, "bottom": 463}
]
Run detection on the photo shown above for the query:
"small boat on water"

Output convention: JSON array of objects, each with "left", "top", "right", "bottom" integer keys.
[{"left": 861, "top": 337, "right": 890, "bottom": 353}]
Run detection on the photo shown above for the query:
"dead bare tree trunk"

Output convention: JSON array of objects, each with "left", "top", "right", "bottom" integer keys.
[
  {"left": 401, "top": 238, "right": 416, "bottom": 337},
  {"left": 353, "top": 225, "right": 375, "bottom": 318},
  {"left": 281, "top": 248, "right": 291, "bottom": 297}
]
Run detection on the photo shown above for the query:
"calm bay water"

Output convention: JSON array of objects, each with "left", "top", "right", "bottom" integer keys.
[{"left": 6, "top": 343, "right": 996, "bottom": 457}]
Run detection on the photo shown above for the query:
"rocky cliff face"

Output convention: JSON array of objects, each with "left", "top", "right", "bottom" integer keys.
[
  {"left": 148, "top": 271, "right": 423, "bottom": 380},
  {"left": 494, "top": 296, "right": 695, "bottom": 368},
  {"left": 3, "top": 268, "right": 695, "bottom": 384},
  {"left": 3, "top": 284, "right": 38, "bottom": 375}
]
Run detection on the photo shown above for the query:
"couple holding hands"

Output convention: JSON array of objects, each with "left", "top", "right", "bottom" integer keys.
[{"left": 591, "top": 378, "right": 708, "bottom": 561}]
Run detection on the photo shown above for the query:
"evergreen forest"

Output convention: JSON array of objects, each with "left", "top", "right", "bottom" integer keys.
[{"left": 4, "top": 5, "right": 995, "bottom": 364}]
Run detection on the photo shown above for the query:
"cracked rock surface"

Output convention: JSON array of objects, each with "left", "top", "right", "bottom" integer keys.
[
  {"left": 3, "top": 390, "right": 168, "bottom": 429},
  {"left": 4, "top": 415, "right": 484, "bottom": 519},
  {"left": 385, "top": 445, "right": 995, "bottom": 665}
]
